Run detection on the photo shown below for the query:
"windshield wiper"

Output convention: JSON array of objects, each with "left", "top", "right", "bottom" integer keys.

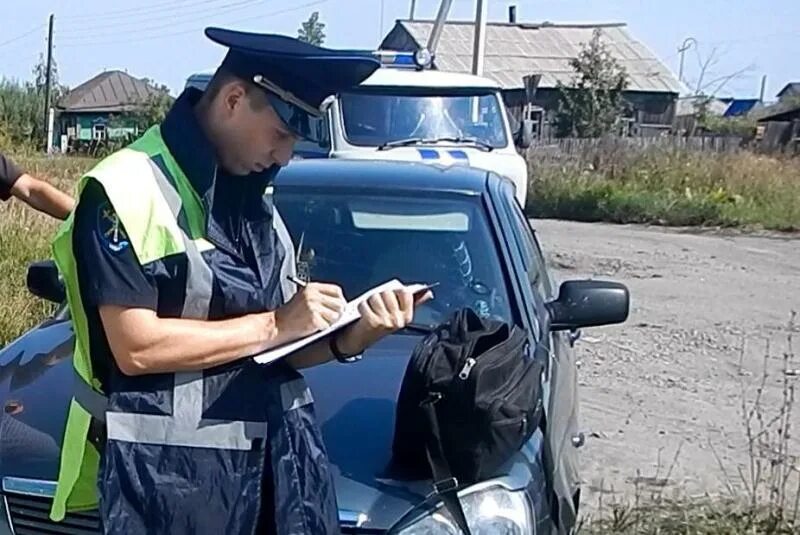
[
  {"left": 378, "top": 136, "right": 495, "bottom": 152},
  {"left": 399, "top": 322, "right": 437, "bottom": 335},
  {"left": 377, "top": 137, "right": 425, "bottom": 151},
  {"left": 426, "top": 136, "right": 495, "bottom": 152}
]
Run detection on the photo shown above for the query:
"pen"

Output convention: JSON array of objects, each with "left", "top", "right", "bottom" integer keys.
[{"left": 286, "top": 275, "right": 308, "bottom": 288}]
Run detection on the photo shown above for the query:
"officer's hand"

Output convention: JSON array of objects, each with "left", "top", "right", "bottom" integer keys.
[
  {"left": 337, "top": 289, "right": 433, "bottom": 355},
  {"left": 275, "top": 283, "right": 346, "bottom": 343}
]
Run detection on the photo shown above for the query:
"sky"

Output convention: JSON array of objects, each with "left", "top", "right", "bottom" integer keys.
[{"left": 1, "top": 0, "right": 799, "bottom": 100}]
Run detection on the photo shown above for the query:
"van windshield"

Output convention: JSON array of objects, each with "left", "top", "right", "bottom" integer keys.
[{"left": 339, "top": 89, "right": 508, "bottom": 149}]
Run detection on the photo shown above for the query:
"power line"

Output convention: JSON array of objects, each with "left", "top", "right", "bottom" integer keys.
[
  {"left": 59, "top": 0, "right": 266, "bottom": 41},
  {"left": 58, "top": 0, "right": 329, "bottom": 49},
  {"left": 58, "top": 0, "right": 233, "bottom": 22},
  {"left": 0, "top": 23, "right": 46, "bottom": 49}
]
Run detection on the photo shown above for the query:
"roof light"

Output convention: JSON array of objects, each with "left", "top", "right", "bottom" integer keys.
[
  {"left": 414, "top": 48, "right": 433, "bottom": 68},
  {"left": 372, "top": 48, "right": 432, "bottom": 69}
]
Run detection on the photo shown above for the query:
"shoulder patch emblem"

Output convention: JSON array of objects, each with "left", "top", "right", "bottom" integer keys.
[{"left": 97, "top": 202, "right": 130, "bottom": 254}]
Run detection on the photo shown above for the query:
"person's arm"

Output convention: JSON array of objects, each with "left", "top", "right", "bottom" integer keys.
[
  {"left": 11, "top": 173, "right": 75, "bottom": 220},
  {"left": 74, "top": 179, "right": 346, "bottom": 376},
  {"left": 100, "top": 282, "right": 345, "bottom": 376},
  {"left": 286, "top": 287, "right": 432, "bottom": 370}
]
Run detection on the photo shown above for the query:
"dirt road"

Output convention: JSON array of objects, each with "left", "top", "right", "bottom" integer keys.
[{"left": 532, "top": 219, "right": 800, "bottom": 510}]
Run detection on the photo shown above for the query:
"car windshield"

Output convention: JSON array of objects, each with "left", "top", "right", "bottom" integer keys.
[
  {"left": 274, "top": 190, "right": 514, "bottom": 327},
  {"left": 339, "top": 90, "right": 508, "bottom": 149}
]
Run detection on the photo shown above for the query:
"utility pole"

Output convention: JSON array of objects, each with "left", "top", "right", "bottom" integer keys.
[
  {"left": 471, "top": 0, "right": 487, "bottom": 76},
  {"left": 677, "top": 37, "right": 696, "bottom": 88},
  {"left": 409, "top": 0, "right": 417, "bottom": 21},
  {"left": 42, "top": 13, "right": 54, "bottom": 152},
  {"left": 759, "top": 74, "right": 767, "bottom": 103},
  {"left": 427, "top": 0, "right": 453, "bottom": 55}
]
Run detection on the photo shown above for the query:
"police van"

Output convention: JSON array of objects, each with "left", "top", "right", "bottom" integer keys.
[{"left": 186, "top": 50, "right": 532, "bottom": 206}]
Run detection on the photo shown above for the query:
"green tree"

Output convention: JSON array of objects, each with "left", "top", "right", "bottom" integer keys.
[
  {"left": 297, "top": 11, "right": 326, "bottom": 46},
  {"left": 553, "top": 29, "right": 629, "bottom": 138},
  {"left": 0, "top": 53, "right": 68, "bottom": 150},
  {"left": 132, "top": 81, "right": 174, "bottom": 130}
]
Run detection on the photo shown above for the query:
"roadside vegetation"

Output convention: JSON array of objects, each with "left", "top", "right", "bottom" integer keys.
[
  {"left": 0, "top": 140, "right": 92, "bottom": 346},
  {"left": 526, "top": 141, "right": 800, "bottom": 231},
  {"left": 579, "top": 315, "right": 799, "bottom": 534}
]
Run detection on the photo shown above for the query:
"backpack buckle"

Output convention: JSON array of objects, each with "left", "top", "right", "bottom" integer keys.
[{"left": 434, "top": 477, "right": 459, "bottom": 494}]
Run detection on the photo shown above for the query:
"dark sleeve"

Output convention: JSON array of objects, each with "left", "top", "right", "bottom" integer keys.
[
  {"left": 73, "top": 179, "right": 159, "bottom": 309},
  {"left": 0, "top": 152, "right": 24, "bottom": 201}
]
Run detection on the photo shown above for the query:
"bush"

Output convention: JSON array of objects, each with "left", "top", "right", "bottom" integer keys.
[{"left": 526, "top": 140, "right": 800, "bottom": 231}]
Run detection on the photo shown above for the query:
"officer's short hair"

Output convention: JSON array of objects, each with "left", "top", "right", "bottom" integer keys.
[{"left": 204, "top": 65, "right": 269, "bottom": 111}]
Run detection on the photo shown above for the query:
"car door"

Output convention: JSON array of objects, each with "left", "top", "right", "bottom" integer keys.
[{"left": 495, "top": 182, "right": 581, "bottom": 532}]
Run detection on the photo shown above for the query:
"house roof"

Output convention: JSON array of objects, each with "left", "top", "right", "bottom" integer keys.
[
  {"left": 59, "top": 70, "right": 164, "bottom": 112},
  {"left": 723, "top": 98, "right": 761, "bottom": 117},
  {"left": 382, "top": 20, "right": 683, "bottom": 94},
  {"left": 776, "top": 82, "right": 800, "bottom": 99},
  {"left": 753, "top": 100, "right": 800, "bottom": 122},
  {"left": 675, "top": 96, "right": 728, "bottom": 117}
]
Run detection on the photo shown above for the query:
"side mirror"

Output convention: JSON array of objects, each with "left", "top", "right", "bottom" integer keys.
[
  {"left": 27, "top": 260, "right": 66, "bottom": 304},
  {"left": 515, "top": 119, "right": 535, "bottom": 149},
  {"left": 546, "top": 280, "right": 629, "bottom": 331}
]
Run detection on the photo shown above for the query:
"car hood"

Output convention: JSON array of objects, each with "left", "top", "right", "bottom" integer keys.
[
  {"left": 0, "top": 318, "right": 74, "bottom": 482},
  {"left": 0, "top": 323, "right": 533, "bottom": 531},
  {"left": 304, "top": 333, "right": 439, "bottom": 529},
  {"left": 0, "top": 321, "right": 432, "bottom": 529}
]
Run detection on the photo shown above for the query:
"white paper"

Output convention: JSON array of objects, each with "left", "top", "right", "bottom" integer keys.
[{"left": 252, "top": 279, "right": 435, "bottom": 365}]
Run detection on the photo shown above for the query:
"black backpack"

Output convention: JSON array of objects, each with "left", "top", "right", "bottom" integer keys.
[{"left": 390, "top": 307, "right": 544, "bottom": 533}]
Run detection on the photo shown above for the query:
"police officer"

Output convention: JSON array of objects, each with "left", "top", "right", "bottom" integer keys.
[
  {"left": 48, "top": 28, "right": 430, "bottom": 534},
  {"left": 1, "top": 151, "right": 74, "bottom": 219}
]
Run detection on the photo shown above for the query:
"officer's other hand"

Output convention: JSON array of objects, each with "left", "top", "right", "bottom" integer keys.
[
  {"left": 275, "top": 283, "right": 346, "bottom": 343},
  {"left": 337, "top": 288, "right": 433, "bottom": 355}
]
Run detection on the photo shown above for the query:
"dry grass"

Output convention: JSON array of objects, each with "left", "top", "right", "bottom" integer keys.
[
  {"left": 0, "top": 151, "right": 93, "bottom": 346},
  {"left": 579, "top": 314, "right": 799, "bottom": 534},
  {"left": 526, "top": 140, "right": 800, "bottom": 231}
]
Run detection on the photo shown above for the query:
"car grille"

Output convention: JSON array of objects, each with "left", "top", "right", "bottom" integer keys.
[{"left": 4, "top": 494, "right": 100, "bottom": 534}]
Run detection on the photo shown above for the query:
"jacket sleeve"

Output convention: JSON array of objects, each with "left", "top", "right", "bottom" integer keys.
[
  {"left": 72, "top": 178, "right": 159, "bottom": 309},
  {"left": 0, "top": 152, "right": 23, "bottom": 201}
]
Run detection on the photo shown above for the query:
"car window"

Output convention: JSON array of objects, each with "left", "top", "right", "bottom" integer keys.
[
  {"left": 274, "top": 191, "right": 515, "bottom": 327},
  {"left": 339, "top": 90, "right": 508, "bottom": 149},
  {"left": 501, "top": 187, "right": 553, "bottom": 299}
]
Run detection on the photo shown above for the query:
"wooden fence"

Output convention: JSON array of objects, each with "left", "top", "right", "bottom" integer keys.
[{"left": 527, "top": 135, "right": 746, "bottom": 157}]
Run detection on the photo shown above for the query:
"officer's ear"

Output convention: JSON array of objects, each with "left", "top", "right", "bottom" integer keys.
[{"left": 218, "top": 80, "right": 249, "bottom": 117}]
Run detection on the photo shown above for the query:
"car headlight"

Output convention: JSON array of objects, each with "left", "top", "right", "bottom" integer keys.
[{"left": 396, "top": 485, "right": 534, "bottom": 535}]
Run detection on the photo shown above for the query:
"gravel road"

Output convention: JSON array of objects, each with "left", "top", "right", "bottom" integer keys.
[{"left": 532, "top": 219, "right": 800, "bottom": 510}]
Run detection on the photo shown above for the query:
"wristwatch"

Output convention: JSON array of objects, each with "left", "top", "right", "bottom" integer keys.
[{"left": 329, "top": 334, "right": 363, "bottom": 363}]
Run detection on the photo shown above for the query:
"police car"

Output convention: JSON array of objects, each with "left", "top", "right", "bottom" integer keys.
[
  {"left": 186, "top": 49, "right": 532, "bottom": 207},
  {"left": 0, "top": 159, "right": 629, "bottom": 534}
]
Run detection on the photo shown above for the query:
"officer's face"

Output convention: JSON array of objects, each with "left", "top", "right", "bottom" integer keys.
[{"left": 215, "top": 82, "right": 298, "bottom": 175}]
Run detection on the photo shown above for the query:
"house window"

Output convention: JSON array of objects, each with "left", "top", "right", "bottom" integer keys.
[{"left": 93, "top": 124, "right": 107, "bottom": 140}]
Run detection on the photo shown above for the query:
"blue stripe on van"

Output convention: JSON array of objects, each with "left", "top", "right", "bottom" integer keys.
[
  {"left": 448, "top": 150, "right": 469, "bottom": 161},
  {"left": 417, "top": 149, "right": 439, "bottom": 160}
]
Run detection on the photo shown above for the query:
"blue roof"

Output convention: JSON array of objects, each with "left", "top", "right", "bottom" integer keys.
[
  {"left": 274, "top": 159, "right": 489, "bottom": 196},
  {"left": 724, "top": 99, "right": 760, "bottom": 117}
]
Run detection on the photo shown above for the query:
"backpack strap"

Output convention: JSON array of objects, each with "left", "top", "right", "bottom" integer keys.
[{"left": 420, "top": 392, "right": 472, "bottom": 535}]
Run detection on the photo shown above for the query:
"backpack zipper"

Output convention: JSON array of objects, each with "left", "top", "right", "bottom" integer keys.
[{"left": 458, "top": 357, "right": 477, "bottom": 380}]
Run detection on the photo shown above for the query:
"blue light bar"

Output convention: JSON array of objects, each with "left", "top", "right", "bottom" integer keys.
[{"left": 372, "top": 49, "right": 432, "bottom": 69}]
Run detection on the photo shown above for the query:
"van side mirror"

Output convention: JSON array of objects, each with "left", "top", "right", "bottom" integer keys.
[
  {"left": 546, "top": 280, "right": 629, "bottom": 331},
  {"left": 27, "top": 260, "right": 66, "bottom": 304},
  {"left": 515, "top": 119, "right": 535, "bottom": 149}
]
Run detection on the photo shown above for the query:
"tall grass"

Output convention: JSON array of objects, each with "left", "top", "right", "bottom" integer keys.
[
  {"left": 0, "top": 151, "right": 93, "bottom": 346},
  {"left": 526, "top": 139, "right": 800, "bottom": 231}
]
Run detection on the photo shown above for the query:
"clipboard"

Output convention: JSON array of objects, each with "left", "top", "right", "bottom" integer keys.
[{"left": 252, "top": 279, "right": 436, "bottom": 365}]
